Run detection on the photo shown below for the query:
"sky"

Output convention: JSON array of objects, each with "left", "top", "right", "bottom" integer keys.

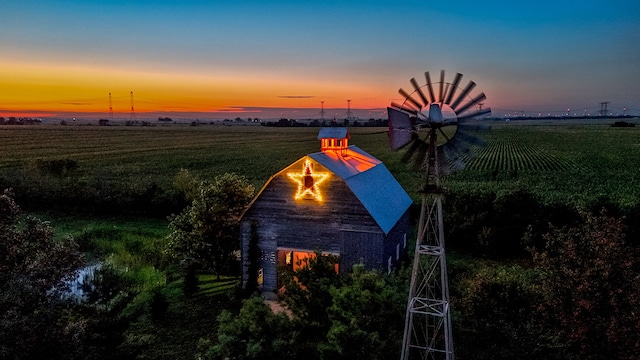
[{"left": 1, "top": 0, "right": 639, "bottom": 120}]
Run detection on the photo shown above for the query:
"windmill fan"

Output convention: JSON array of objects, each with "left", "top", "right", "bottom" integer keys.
[{"left": 388, "top": 70, "right": 491, "bottom": 178}]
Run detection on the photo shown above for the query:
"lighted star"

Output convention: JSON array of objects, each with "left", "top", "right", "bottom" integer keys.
[{"left": 287, "top": 159, "right": 329, "bottom": 201}]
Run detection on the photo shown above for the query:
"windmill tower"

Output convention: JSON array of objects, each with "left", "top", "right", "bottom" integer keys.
[{"left": 388, "top": 70, "right": 490, "bottom": 360}]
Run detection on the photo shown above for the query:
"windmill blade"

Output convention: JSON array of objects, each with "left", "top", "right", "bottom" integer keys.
[
  {"left": 436, "top": 146, "right": 451, "bottom": 175},
  {"left": 425, "top": 71, "right": 436, "bottom": 103},
  {"left": 441, "top": 145, "right": 466, "bottom": 173},
  {"left": 438, "top": 70, "right": 445, "bottom": 103},
  {"left": 458, "top": 121, "right": 491, "bottom": 134},
  {"left": 444, "top": 73, "right": 462, "bottom": 105},
  {"left": 450, "top": 81, "right": 476, "bottom": 111},
  {"left": 411, "top": 139, "right": 430, "bottom": 170},
  {"left": 456, "top": 107, "right": 492, "bottom": 122},
  {"left": 455, "top": 92, "right": 487, "bottom": 115},
  {"left": 388, "top": 107, "right": 415, "bottom": 150},
  {"left": 411, "top": 77, "right": 429, "bottom": 107},
  {"left": 400, "top": 137, "right": 427, "bottom": 166},
  {"left": 391, "top": 102, "right": 418, "bottom": 116},
  {"left": 453, "top": 128, "right": 486, "bottom": 147},
  {"left": 399, "top": 88, "right": 424, "bottom": 110}
]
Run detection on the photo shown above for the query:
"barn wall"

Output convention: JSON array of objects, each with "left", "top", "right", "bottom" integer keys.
[{"left": 240, "top": 157, "right": 410, "bottom": 295}]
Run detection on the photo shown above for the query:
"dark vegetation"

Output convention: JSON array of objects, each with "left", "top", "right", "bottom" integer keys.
[{"left": 0, "top": 123, "right": 639, "bottom": 359}]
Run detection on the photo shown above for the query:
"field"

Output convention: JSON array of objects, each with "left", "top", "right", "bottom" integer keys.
[{"left": 1, "top": 121, "right": 638, "bottom": 211}]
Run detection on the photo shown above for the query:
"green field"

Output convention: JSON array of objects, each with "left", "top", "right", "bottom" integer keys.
[{"left": 2, "top": 121, "right": 637, "bottom": 210}]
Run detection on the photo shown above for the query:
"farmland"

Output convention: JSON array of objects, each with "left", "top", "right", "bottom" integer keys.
[
  {"left": 0, "top": 121, "right": 638, "bottom": 211},
  {"left": 0, "top": 120, "right": 639, "bottom": 359}
]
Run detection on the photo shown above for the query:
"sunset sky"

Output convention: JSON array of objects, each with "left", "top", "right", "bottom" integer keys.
[{"left": 1, "top": 0, "right": 639, "bottom": 119}]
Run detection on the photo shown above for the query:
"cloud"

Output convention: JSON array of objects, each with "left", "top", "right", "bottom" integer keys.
[
  {"left": 277, "top": 95, "right": 315, "bottom": 99},
  {"left": 62, "top": 102, "right": 93, "bottom": 106}
]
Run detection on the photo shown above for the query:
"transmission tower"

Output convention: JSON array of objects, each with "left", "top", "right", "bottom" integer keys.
[
  {"left": 320, "top": 101, "right": 326, "bottom": 121},
  {"left": 599, "top": 102, "right": 610, "bottom": 116},
  {"left": 346, "top": 99, "right": 354, "bottom": 121},
  {"left": 130, "top": 91, "right": 136, "bottom": 120},
  {"left": 108, "top": 92, "right": 113, "bottom": 120}
]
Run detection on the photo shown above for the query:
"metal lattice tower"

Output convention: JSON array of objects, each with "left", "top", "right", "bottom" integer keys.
[
  {"left": 346, "top": 99, "right": 355, "bottom": 121},
  {"left": 401, "top": 129, "right": 454, "bottom": 360},
  {"left": 130, "top": 91, "right": 136, "bottom": 120},
  {"left": 320, "top": 101, "right": 326, "bottom": 121},
  {"left": 108, "top": 92, "right": 113, "bottom": 119},
  {"left": 599, "top": 102, "right": 610, "bottom": 116}
]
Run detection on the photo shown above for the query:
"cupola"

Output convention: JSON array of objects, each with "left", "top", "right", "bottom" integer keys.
[{"left": 318, "top": 127, "right": 350, "bottom": 155}]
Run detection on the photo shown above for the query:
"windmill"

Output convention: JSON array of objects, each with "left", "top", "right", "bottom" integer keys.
[{"left": 388, "top": 70, "right": 491, "bottom": 360}]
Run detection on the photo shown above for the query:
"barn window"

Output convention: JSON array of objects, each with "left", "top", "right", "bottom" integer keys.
[
  {"left": 396, "top": 243, "right": 400, "bottom": 260},
  {"left": 388, "top": 256, "right": 392, "bottom": 274},
  {"left": 403, "top": 233, "right": 407, "bottom": 248}
]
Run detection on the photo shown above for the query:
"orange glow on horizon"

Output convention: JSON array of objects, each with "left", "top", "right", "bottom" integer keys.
[{"left": 0, "top": 59, "right": 389, "bottom": 117}]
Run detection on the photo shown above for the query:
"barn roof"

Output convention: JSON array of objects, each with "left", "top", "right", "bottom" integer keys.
[
  {"left": 317, "top": 127, "right": 349, "bottom": 140},
  {"left": 309, "top": 145, "right": 412, "bottom": 234}
]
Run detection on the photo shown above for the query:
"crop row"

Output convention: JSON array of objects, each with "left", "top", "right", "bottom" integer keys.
[{"left": 465, "top": 141, "right": 579, "bottom": 172}]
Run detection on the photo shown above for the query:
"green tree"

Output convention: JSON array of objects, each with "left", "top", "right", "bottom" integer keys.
[
  {"left": 198, "top": 296, "right": 299, "bottom": 360},
  {"left": 0, "top": 189, "right": 84, "bottom": 359},
  {"left": 279, "top": 252, "right": 341, "bottom": 333},
  {"left": 531, "top": 210, "right": 640, "bottom": 359},
  {"left": 324, "top": 264, "right": 405, "bottom": 360},
  {"left": 166, "top": 172, "right": 254, "bottom": 278}
]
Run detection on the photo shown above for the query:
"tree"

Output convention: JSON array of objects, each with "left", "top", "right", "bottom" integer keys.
[
  {"left": 324, "top": 264, "right": 405, "bottom": 360},
  {"left": 198, "top": 296, "right": 299, "bottom": 360},
  {"left": 531, "top": 210, "right": 640, "bottom": 359},
  {"left": 166, "top": 172, "right": 254, "bottom": 278},
  {"left": 0, "top": 189, "right": 84, "bottom": 359},
  {"left": 278, "top": 252, "right": 341, "bottom": 333}
]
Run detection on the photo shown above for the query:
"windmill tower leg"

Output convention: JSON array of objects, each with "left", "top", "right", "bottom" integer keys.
[{"left": 401, "top": 131, "right": 454, "bottom": 360}]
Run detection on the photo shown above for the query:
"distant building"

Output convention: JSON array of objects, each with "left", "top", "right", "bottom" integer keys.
[{"left": 240, "top": 128, "right": 412, "bottom": 298}]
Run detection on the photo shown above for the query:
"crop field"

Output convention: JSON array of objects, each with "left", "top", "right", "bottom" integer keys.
[
  {"left": 447, "top": 121, "right": 640, "bottom": 208},
  {"left": 0, "top": 120, "right": 638, "bottom": 210}
]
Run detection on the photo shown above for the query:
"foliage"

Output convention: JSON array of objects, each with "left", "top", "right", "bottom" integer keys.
[
  {"left": 324, "top": 264, "right": 406, "bottom": 360},
  {"left": 278, "top": 252, "right": 342, "bottom": 334},
  {"left": 529, "top": 210, "right": 640, "bottom": 359},
  {"left": 0, "top": 190, "right": 84, "bottom": 359},
  {"left": 450, "top": 257, "right": 562, "bottom": 360},
  {"left": 199, "top": 296, "right": 299, "bottom": 360},
  {"left": 166, "top": 171, "right": 254, "bottom": 277},
  {"left": 202, "top": 261, "right": 408, "bottom": 360}
]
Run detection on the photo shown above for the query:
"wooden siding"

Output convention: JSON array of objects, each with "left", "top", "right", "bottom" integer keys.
[{"left": 240, "top": 157, "right": 410, "bottom": 295}]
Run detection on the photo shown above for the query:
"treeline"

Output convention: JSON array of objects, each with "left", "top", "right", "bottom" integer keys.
[
  {"left": 0, "top": 116, "right": 42, "bottom": 125},
  {"left": 443, "top": 186, "right": 640, "bottom": 257},
  {"left": 0, "top": 158, "right": 186, "bottom": 216},
  {"left": 261, "top": 118, "right": 388, "bottom": 127}
]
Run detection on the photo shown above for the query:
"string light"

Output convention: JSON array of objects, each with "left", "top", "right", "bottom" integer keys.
[{"left": 288, "top": 159, "right": 329, "bottom": 201}]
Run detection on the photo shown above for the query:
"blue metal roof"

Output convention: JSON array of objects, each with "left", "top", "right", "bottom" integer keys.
[
  {"left": 317, "top": 127, "right": 349, "bottom": 140},
  {"left": 309, "top": 145, "right": 412, "bottom": 234}
]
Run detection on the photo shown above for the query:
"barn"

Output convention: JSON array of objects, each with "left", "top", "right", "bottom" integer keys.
[{"left": 240, "top": 128, "right": 412, "bottom": 298}]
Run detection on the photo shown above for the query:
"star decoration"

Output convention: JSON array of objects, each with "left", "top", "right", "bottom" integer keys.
[{"left": 287, "top": 159, "right": 329, "bottom": 201}]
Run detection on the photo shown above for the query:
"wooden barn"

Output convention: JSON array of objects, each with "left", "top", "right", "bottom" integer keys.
[{"left": 240, "top": 128, "right": 412, "bottom": 298}]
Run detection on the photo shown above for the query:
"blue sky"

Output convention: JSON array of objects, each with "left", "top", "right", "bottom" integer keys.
[{"left": 1, "top": 0, "right": 639, "bottom": 118}]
